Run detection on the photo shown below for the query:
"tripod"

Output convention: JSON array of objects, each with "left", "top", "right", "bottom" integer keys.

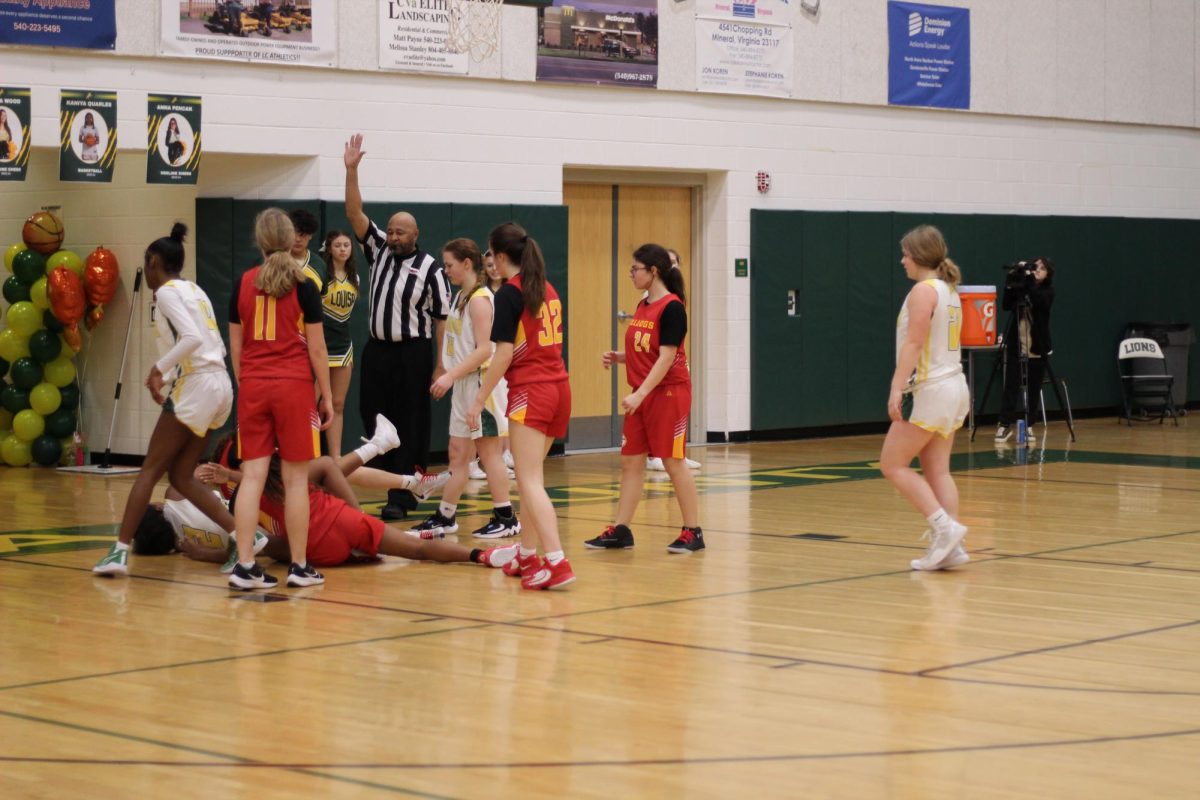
[{"left": 970, "top": 293, "right": 1076, "bottom": 443}]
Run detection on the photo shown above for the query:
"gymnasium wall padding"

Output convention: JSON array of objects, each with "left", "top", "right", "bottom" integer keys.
[
  {"left": 751, "top": 210, "right": 1200, "bottom": 433},
  {"left": 197, "top": 199, "right": 568, "bottom": 455}
]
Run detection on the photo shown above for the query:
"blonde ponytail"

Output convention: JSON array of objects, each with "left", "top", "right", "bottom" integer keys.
[
  {"left": 901, "top": 224, "right": 961, "bottom": 288},
  {"left": 253, "top": 208, "right": 302, "bottom": 298},
  {"left": 937, "top": 257, "right": 962, "bottom": 289}
]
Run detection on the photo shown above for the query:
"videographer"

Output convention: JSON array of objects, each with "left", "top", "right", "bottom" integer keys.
[{"left": 995, "top": 257, "right": 1055, "bottom": 442}]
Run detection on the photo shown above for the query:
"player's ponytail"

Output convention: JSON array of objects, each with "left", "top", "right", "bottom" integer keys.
[
  {"left": 632, "top": 243, "right": 686, "bottom": 304},
  {"left": 443, "top": 237, "right": 485, "bottom": 314},
  {"left": 254, "top": 207, "right": 302, "bottom": 298},
  {"left": 490, "top": 222, "right": 546, "bottom": 317},
  {"left": 146, "top": 222, "right": 188, "bottom": 275},
  {"left": 901, "top": 224, "right": 960, "bottom": 289}
]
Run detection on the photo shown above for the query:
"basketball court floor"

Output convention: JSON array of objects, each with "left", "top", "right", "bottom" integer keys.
[{"left": 1, "top": 417, "right": 1197, "bottom": 798}]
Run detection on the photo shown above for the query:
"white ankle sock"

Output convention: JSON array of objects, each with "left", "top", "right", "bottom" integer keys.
[
  {"left": 438, "top": 501, "right": 457, "bottom": 518},
  {"left": 519, "top": 546, "right": 536, "bottom": 558},
  {"left": 926, "top": 509, "right": 953, "bottom": 534},
  {"left": 114, "top": 541, "right": 130, "bottom": 551},
  {"left": 354, "top": 442, "right": 380, "bottom": 463},
  {"left": 545, "top": 550, "right": 564, "bottom": 565}
]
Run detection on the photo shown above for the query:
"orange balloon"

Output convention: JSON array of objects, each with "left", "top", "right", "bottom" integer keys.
[
  {"left": 63, "top": 325, "right": 82, "bottom": 352},
  {"left": 84, "top": 246, "right": 119, "bottom": 306},
  {"left": 47, "top": 266, "right": 85, "bottom": 327},
  {"left": 85, "top": 304, "right": 105, "bottom": 331}
]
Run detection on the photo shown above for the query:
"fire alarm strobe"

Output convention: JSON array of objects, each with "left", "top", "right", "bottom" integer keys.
[{"left": 756, "top": 171, "right": 771, "bottom": 194}]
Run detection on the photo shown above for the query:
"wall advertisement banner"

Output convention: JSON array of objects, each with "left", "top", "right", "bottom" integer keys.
[
  {"left": 148, "top": 94, "right": 202, "bottom": 185},
  {"left": 694, "top": 0, "right": 793, "bottom": 24},
  {"left": 378, "top": 0, "right": 468, "bottom": 75},
  {"left": 60, "top": 89, "right": 117, "bottom": 183},
  {"left": 0, "top": 87, "right": 31, "bottom": 182},
  {"left": 537, "top": 0, "right": 658, "bottom": 88},
  {"left": 696, "top": 18, "right": 792, "bottom": 98},
  {"left": 0, "top": 0, "right": 116, "bottom": 49},
  {"left": 160, "top": 1, "right": 335, "bottom": 67},
  {"left": 887, "top": 0, "right": 970, "bottom": 109}
]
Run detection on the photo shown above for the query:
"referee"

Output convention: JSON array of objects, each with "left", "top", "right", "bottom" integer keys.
[{"left": 344, "top": 133, "right": 451, "bottom": 519}]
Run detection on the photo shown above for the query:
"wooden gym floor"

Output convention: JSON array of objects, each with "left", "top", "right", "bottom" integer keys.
[{"left": 1, "top": 417, "right": 1198, "bottom": 799}]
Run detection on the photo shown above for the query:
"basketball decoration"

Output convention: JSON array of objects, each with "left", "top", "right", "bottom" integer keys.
[
  {"left": 84, "top": 246, "right": 119, "bottom": 306},
  {"left": 22, "top": 212, "right": 65, "bottom": 256}
]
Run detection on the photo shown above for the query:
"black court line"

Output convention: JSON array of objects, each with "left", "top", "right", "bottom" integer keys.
[
  {"left": 0, "top": 710, "right": 457, "bottom": 799},
  {"left": 1, "top": 724, "right": 1197, "bottom": 770}
]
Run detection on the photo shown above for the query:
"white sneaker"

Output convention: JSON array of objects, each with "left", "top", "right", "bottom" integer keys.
[
  {"left": 646, "top": 457, "right": 665, "bottom": 471},
  {"left": 684, "top": 457, "right": 701, "bottom": 469},
  {"left": 910, "top": 523, "right": 968, "bottom": 571},
  {"left": 467, "top": 459, "right": 487, "bottom": 480},
  {"left": 411, "top": 470, "right": 451, "bottom": 501},
  {"left": 369, "top": 414, "right": 401, "bottom": 453},
  {"left": 994, "top": 425, "right": 1011, "bottom": 443},
  {"left": 502, "top": 450, "right": 515, "bottom": 470},
  {"left": 1026, "top": 426, "right": 1037, "bottom": 443}
]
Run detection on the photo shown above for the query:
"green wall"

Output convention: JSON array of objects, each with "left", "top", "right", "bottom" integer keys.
[
  {"left": 751, "top": 211, "right": 1200, "bottom": 433},
  {"left": 196, "top": 199, "right": 567, "bottom": 455}
]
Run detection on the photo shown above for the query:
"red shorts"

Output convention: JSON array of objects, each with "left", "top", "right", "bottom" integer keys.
[
  {"left": 622, "top": 383, "right": 690, "bottom": 459},
  {"left": 236, "top": 378, "right": 320, "bottom": 462},
  {"left": 307, "top": 504, "right": 385, "bottom": 567},
  {"left": 507, "top": 379, "right": 571, "bottom": 439}
]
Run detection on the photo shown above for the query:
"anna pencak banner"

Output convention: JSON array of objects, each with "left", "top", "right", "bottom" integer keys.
[
  {"left": 160, "top": 1, "right": 336, "bottom": 67},
  {"left": 148, "top": 94, "right": 201, "bottom": 185}
]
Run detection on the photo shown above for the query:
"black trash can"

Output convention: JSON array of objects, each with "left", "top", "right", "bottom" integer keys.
[{"left": 1125, "top": 322, "right": 1194, "bottom": 411}]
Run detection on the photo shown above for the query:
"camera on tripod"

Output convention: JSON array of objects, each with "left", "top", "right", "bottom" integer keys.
[{"left": 1002, "top": 260, "right": 1037, "bottom": 290}]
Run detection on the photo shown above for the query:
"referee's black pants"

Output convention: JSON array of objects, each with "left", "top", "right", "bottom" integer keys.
[{"left": 360, "top": 338, "right": 434, "bottom": 509}]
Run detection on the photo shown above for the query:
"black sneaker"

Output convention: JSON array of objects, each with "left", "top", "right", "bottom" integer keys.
[
  {"left": 287, "top": 562, "right": 325, "bottom": 587},
  {"left": 584, "top": 524, "right": 635, "bottom": 550},
  {"left": 409, "top": 512, "right": 458, "bottom": 538},
  {"left": 228, "top": 562, "right": 278, "bottom": 590},
  {"left": 380, "top": 503, "right": 408, "bottom": 521},
  {"left": 667, "top": 527, "right": 705, "bottom": 554},
  {"left": 472, "top": 514, "right": 522, "bottom": 539}
]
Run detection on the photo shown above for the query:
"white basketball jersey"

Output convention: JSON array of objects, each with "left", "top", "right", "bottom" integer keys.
[
  {"left": 897, "top": 278, "right": 963, "bottom": 389},
  {"left": 154, "top": 279, "right": 227, "bottom": 378},
  {"left": 163, "top": 493, "right": 232, "bottom": 550},
  {"left": 442, "top": 286, "right": 493, "bottom": 373}
]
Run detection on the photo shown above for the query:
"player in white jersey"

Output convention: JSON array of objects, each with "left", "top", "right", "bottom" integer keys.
[
  {"left": 420, "top": 238, "right": 521, "bottom": 540},
  {"left": 95, "top": 224, "right": 239, "bottom": 576},
  {"left": 879, "top": 225, "right": 972, "bottom": 572}
]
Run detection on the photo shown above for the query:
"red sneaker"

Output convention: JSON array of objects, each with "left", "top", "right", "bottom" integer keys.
[
  {"left": 479, "top": 545, "right": 519, "bottom": 569},
  {"left": 503, "top": 552, "right": 542, "bottom": 578},
  {"left": 522, "top": 557, "right": 576, "bottom": 590}
]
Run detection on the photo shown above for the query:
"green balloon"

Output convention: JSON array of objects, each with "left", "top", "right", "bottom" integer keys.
[
  {"left": 0, "top": 356, "right": 7, "bottom": 379},
  {"left": 58, "top": 381, "right": 79, "bottom": 410},
  {"left": 7, "top": 301, "right": 42, "bottom": 337},
  {"left": 3, "top": 275, "right": 30, "bottom": 304},
  {"left": 9, "top": 357, "right": 42, "bottom": 390},
  {"left": 0, "top": 384, "right": 30, "bottom": 413},
  {"left": 12, "top": 408, "right": 44, "bottom": 441},
  {"left": 28, "top": 330, "right": 62, "bottom": 364},
  {"left": 44, "top": 407, "right": 76, "bottom": 438},
  {"left": 43, "top": 356, "right": 76, "bottom": 388},
  {"left": 0, "top": 407, "right": 11, "bottom": 431},
  {"left": 4, "top": 243, "right": 26, "bottom": 272},
  {"left": 12, "top": 249, "right": 46, "bottom": 284},
  {"left": 29, "top": 382, "right": 61, "bottom": 415},
  {"left": 1, "top": 433, "right": 32, "bottom": 466},
  {"left": 42, "top": 309, "right": 64, "bottom": 333},
  {"left": 31, "top": 434, "right": 62, "bottom": 467}
]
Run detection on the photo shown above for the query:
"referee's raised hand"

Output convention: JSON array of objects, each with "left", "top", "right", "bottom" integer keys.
[{"left": 344, "top": 133, "right": 366, "bottom": 169}]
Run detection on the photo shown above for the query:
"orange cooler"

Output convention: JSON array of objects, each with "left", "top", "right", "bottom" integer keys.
[{"left": 958, "top": 285, "right": 997, "bottom": 346}]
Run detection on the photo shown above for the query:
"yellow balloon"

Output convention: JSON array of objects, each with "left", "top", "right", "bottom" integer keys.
[
  {"left": 43, "top": 355, "right": 77, "bottom": 388},
  {"left": 12, "top": 409, "right": 44, "bottom": 442},
  {"left": 6, "top": 301, "right": 42, "bottom": 337},
  {"left": 46, "top": 249, "right": 83, "bottom": 277},
  {"left": 29, "top": 277, "right": 50, "bottom": 310},
  {"left": 0, "top": 408, "right": 12, "bottom": 431},
  {"left": 2, "top": 432, "right": 32, "bottom": 465},
  {"left": 29, "top": 382, "right": 61, "bottom": 416},
  {"left": 0, "top": 329, "right": 31, "bottom": 363},
  {"left": 4, "top": 243, "right": 26, "bottom": 273}
]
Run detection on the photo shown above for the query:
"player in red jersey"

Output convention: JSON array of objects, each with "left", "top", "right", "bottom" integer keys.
[
  {"left": 467, "top": 222, "right": 575, "bottom": 590},
  {"left": 227, "top": 207, "right": 334, "bottom": 590},
  {"left": 587, "top": 244, "right": 703, "bottom": 554}
]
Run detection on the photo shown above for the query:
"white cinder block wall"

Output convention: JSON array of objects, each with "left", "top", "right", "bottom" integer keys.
[{"left": 2, "top": 0, "right": 1199, "bottom": 452}]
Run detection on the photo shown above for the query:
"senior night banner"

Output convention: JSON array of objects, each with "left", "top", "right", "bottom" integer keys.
[
  {"left": 0, "top": 87, "right": 31, "bottom": 182},
  {"left": 148, "top": 95, "right": 201, "bottom": 185},
  {"left": 888, "top": 1, "right": 969, "bottom": 109},
  {"left": 379, "top": 0, "right": 467, "bottom": 75},
  {"left": 537, "top": 0, "right": 658, "bottom": 88},
  {"left": 160, "top": 1, "right": 335, "bottom": 67},
  {"left": 0, "top": 0, "right": 115, "bottom": 49},
  {"left": 60, "top": 89, "right": 116, "bottom": 183}
]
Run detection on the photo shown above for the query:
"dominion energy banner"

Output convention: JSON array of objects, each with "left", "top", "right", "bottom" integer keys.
[
  {"left": 147, "top": 94, "right": 201, "bottom": 185},
  {"left": 60, "top": 89, "right": 116, "bottom": 183}
]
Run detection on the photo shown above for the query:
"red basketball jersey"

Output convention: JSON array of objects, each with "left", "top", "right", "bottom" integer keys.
[
  {"left": 625, "top": 293, "right": 690, "bottom": 390},
  {"left": 234, "top": 267, "right": 313, "bottom": 381},
  {"left": 499, "top": 275, "right": 568, "bottom": 386},
  {"left": 258, "top": 486, "right": 345, "bottom": 542}
]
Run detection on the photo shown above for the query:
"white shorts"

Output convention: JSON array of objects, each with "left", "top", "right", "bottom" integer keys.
[
  {"left": 907, "top": 374, "right": 970, "bottom": 438},
  {"left": 449, "top": 373, "right": 508, "bottom": 440},
  {"left": 167, "top": 370, "right": 233, "bottom": 437}
]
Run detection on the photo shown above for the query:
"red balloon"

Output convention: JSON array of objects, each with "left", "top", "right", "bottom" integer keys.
[
  {"left": 84, "top": 246, "right": 119, "bottom": 306},
  {"left": 63, "top": 325, "right": 82, "bottom": 352},
  {"left": 85, "top": 304, "right": 105, "bottom": 331},
  {"left": 48, "top": 267, "right": 85, "bottom": 327}
]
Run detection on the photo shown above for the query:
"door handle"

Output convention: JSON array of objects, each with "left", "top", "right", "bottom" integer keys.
[{"left": 617, "top": 310, "right": 633, "bottom": 321}]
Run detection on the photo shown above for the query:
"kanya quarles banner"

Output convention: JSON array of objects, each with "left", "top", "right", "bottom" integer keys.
[{"left": 60, "top": 89, "right": 116, "bottom": 183}]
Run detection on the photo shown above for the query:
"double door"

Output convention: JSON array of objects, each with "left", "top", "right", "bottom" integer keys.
[{"left": 563, "top": 183, "right": 695, "bottom": 450}]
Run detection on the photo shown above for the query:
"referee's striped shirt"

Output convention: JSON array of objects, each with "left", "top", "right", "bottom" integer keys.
[{"left": 360, "top": 220, "right": 451, "bottom": 341}]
